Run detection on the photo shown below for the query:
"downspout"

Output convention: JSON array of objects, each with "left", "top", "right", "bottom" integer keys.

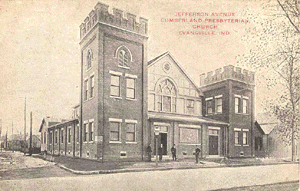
[
  {"left": 73, "top": 123, "right": 76, "bottom": 157},
  {"left": 101, "top": 31, "right": 105, "bottom": 163},
  {"left": 65, "top": 126, "right": 67, "bottom": 155},
  {"left": 200, "top": 124, "right": 203, "bottom": 159},
  {"left": 52, "top": 129, "right": 54, "bottom": 155},
  {"left": 80, "top": 50, "right": 83, "bottom": 158},
  {"left": 141, "top": 44, "right": 145, "bottom": 161}
]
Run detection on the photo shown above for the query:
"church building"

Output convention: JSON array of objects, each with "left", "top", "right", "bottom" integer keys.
[{"left": 40, "top": 2, "right": 256, "bottom": 161}]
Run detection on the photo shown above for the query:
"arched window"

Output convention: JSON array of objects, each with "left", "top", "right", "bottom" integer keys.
[
  {"left": 87, "top": 49, "right": 93, "bottom": 70},
  {"left": 116, "top": 46, "right": 132, "bottom": 68},
  {"left": 156, "top": 79, "right": 176, "bottom": 112}
]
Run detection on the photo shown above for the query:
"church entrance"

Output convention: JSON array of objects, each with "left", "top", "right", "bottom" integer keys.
[
  {"left": 209, "top": 136, "right": 218, "bottom": 155},
  {"left": 208, "top": 128, "right": 220, "bottom": 156},
  {"left": 154, "top": 132, "right": 168, "bottom": 155}
]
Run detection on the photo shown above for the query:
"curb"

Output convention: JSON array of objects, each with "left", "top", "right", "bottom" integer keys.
[
  {"left": 55, "top": 162, "right": 297, "bottom": 175},
  {"left": 56, "top": 163, "right": 208, "bottom": 175}
]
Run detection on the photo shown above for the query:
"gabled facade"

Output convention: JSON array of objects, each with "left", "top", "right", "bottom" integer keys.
[
  {"left": 147, "top": 52, "right": 228, "bottom": 158},
  {"left": 39, "top": 117, "right": 61, "bottom": 152}
]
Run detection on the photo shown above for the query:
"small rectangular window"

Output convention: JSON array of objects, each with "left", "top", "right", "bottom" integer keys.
[
  {"left": 126, "top": 123, "right": 135, "bottom": 142},
  {"left": 235, "top": 97, "right": 241, "bottom": 113},
  {"left": 186, "top": 99, "right": 194, "bottom": 114},
  {"left": 83, "top": 123, "right": 88, "bottom": 142},
  {"left": 55, "top": 130, "right": 58, "bottom": 144},
  {"left": 235, "top": 131, "right": 239, "bottom": 145},
  {"left": 89, "top": 122, "right": 94, "bottom": 141},
  {"left": 206, "top": 100, "right": 213, "bottom": 114},
  {"left": 61, "top": 129, "right": 64, "bottom": 144},
  {"left": 110, "top": 122, "right": 120, "bottom": 141},
  {"left": 126, "top": 78, "right": 135, "bottom": 99},
  {"left": 110, "top": 75, "right": 120, "bottom": 97},
  {"left": 90, "top": 75, "right": 95, "bottom": 98},
  {"left": 243, "top": 99, "right": 248, "bottom": 114},
  {"left": 68, "top": 127, "right": 72, "bottom": 143},
  {"left": 215, "top": 97, "right": 222, "bottom": 113},
  {"left": 49, "top": 132, "right": 53, "bottom": 144},
  {"left": 76, "top": 124, "right": 79, "bottom": 142},
  {"left": 243, "top": 132, "right": 248, "bottom": 145},
  {"left": 84, "top": 79, "right": 88, "bottom": 101}
]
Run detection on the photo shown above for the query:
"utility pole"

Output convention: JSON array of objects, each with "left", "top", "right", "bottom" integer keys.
[
  {"left": 23, "top": 97, "right": 27, "bottom": 154},
  {"left": 29, "top": 112, "right": 32, "bottom": 156},
  {"left": 0, "top": 119, "right": 2, "bottom": 151},
  {"left": 12, "top": 121, "right": 14, "bottom": 152}
]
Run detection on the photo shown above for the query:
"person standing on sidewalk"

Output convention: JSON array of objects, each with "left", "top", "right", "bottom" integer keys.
[
  {"left": 171, "top": 144, "right": 177, "bottom": 161},
  {"left": 195, "top": 147, "right": 201, "bottom": 163},
  {"left": 158, "top": 144, "right": 163, "bottom": 161},
  {"left": 146, "top": 144, "right": 152, "bottom": 162}
]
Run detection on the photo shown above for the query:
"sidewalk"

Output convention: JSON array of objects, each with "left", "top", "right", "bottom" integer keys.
[{"left": 36, "top": 154, "right": 295, "bottom": 175}]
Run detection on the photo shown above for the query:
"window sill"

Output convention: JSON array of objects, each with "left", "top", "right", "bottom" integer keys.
[
  {"left": 110, "top": 96, "right": 122, "bottom": 100},
  {"left": 118, "top": 65, "right": 130, "bottom": 70},
  {"left": 86, "top": 67, "right": 92, "bottom": 72},
  {"left": 89, "top": 141, "right": 94, "bottom": 144},
  {"left": 235, "top": 144, "right": 241, "bottom": 146},
  {"left": 83, "top": 141, "right": 88, "bottom": 144},
  {"left": 243, "top": 145, "right": 249, "bottom": 147},
  {"left": 126, "top": 142, "right": 137, "bottom": 144},
  {"left": 68, "top": 143, "right": 71, "bottom": 144},
  {"left": 126, "top": 98, "right": 137, "bottom": 101},
  {"left": 235, "top": 113, "right": 250, "bottom": 115},
  {"left": 110, "top": 141, "right": 122, "bottom": 144},
  {"left": 179, "top": 143, "right": 201, "bottom": 145},
  {"left": 214, "top": 112, "right": 222, "bottom": 114}
]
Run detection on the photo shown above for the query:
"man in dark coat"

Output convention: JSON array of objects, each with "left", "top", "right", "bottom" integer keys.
[
  {"left": 146, "top": 144, "right": 152, "bottom": 162},
  {"left": 158, "top": 144, "right": 163, "bottom": 161},
  {"left": 171, "top": 144, "right": 177, "bottom": 161},
  {"left": 195, "top": 147, "right": 201, "bottom": 163}
]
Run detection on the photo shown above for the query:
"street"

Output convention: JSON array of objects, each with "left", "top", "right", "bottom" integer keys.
[{"left": 0, "top": 163, "right": 298, "bottom": 191}]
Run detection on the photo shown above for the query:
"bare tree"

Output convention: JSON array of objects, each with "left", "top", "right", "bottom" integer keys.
[{"left": 239, "top": 0, "right": 299, "bottom": 161}]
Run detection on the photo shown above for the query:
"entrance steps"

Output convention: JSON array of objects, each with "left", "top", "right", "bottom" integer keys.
[{"left": 151, "top": 155, "right": 173, "bottom": 162}]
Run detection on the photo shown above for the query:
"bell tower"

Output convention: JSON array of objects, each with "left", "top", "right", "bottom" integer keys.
[
  {"left": 78, "top": 2, "right": 148, "bottom": 161},
  {"left": 200, "top": 65, "right": 255, "bottom": 158}
]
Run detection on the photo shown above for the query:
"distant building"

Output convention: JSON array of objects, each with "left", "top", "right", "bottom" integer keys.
[{"left": 256, "top": 113, "right": 298, "bottom": 160}]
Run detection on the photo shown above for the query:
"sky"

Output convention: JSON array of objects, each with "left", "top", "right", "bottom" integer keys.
[{"left": 0, "top": 0, "right": 271, "bottom": 136}]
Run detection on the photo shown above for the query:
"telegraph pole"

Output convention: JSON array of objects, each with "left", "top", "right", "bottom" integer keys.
[
  {"left": 29, "top": 111, "right": 32, "bottom": 156},
  {"left": 24, "top": 97, "right": 26, "bottom": 154},
  {"left": 0, "top": 119, "right": 2, "bottom": 151}
]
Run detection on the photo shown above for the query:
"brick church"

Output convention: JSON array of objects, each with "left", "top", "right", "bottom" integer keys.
[{"left": 39, "top": 2, "right": 256, "bottom": 161}]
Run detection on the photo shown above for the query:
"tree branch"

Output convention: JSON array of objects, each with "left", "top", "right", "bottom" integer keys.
[{"left": 277, "top": 0, "right": 300, "bottom": 33}]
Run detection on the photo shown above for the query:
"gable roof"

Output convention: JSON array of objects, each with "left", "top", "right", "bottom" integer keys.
[
  {"left": 148, "top": 51, "right": 203, "bottom": 96},
  {"left": 148, "top": 51, "right": 169, "bottom": 65},
  {"left": 255, "top": 112, "right": 279, "bottom": 134},
  {"left": 254, "top": 121, "right": 265, "bottom": 135},
  {"left": 39, "top": 117, "right": 61, "bottom": 132}
]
